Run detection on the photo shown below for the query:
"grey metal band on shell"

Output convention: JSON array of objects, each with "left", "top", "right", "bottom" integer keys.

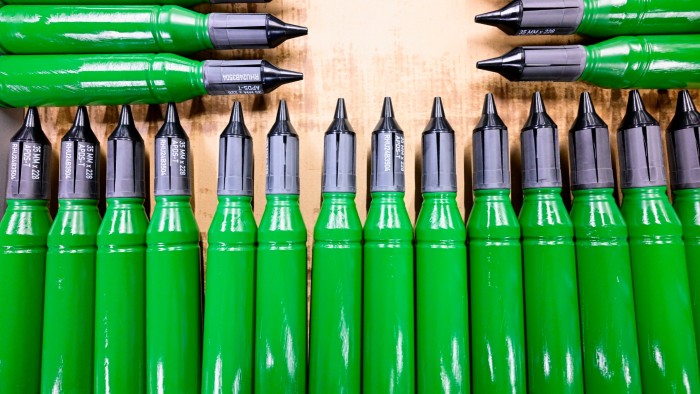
[
  {"left": 521, "top": 127, "right": 562, "bottom": 189},
  {"left": 668, "top": 126, "right": 700, "bottom": 190},
  {"left": 422, "top": 131, "right": 457, "bottom": 193},
  {"left": 618, "top": 125, "right": 667, "bottom": 189},
  {"left": 569, "top": 127, "right": 615, "bottom": 189},
  {"left": 266, "top": 134, "right": 300, "bottom": 194},
  {"left": 203, "top": 60, "right": 264, "bottom": 95},
  {"left": 518, "top": 0, "right": 584, "bottom": 35},
  {"left": 371, "top": 131, "right": 406, "bottom": 192},
  {"left": 521, "top": 45, "right": 586, "bottom": 81},
  {"left": 6, "top": 141, "right": 50, "bottom": 200},
  {"left": 208, "top": 14, "right": 269, "bottom": 49},
  {"left": 106, "top": 138, "right": 145, "bottom": 198},
  {"left": 154, "top": 136, "right": 192, "bottom": 196},
  {"left": 473, "top": 128, "right": 510, "bottom": 190},
  {"left": 322, "top": 132, "right": 356, "bottom": 193},
  {"left": 218, "top": 134, "right": 254, "bottom": 196},
  {"left": 58, "top": 140, "right": 100, "bottom": 199}
]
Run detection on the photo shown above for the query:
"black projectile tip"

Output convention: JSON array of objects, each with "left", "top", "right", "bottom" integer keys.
[
  {"left": 523, "top": 92, "right": 556, "bottom": 130},
  {"left": 475, "top": 93, "right": 507, "bottom": 131},
  {"left": 156, "top": 102, "right": 187, "bottom": 139},
  {"left": 476, "top": 48, "right": 524, "bottom": 81},
  {"left": 620, "top": 90, "right": 658, "bottom": 130},
  {"left": 110, "top": 105, "right": 143, "bottom": 142},
  {"left": 423, "top": 97, "right": 454, "bottom": 133},
  {"left": 326, "top": 98, "right": 355, "bottom": 134},
  {"left": 12, "top": 107, "right": 50, "bottom": 144},
  {"left": 474, "top": 2, "right": 521, "bottom": 35},
  {"left": 222, "top": 101, "right": 251, "bottom": 138},
  {"left": 267, "top": 15, "right": 309, "bottom": 47},
  {"left": 571, "top": 92, "right": 607, "bottom": 131},
  {"left": 669, "top": 90, "right": 700, "bottom": 132},
  {"left": 64, "top": 106, "right": 98, "bottom": 143},
  {"left": 374, "top": 97, "right": 403, "bottom": 132},
  {"left": 269, "top": 99, "right": 297, "bottom": 136}
]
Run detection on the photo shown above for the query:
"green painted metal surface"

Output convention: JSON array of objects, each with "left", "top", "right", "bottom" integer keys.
[
  {"left": 581, "top": 35, "right": 700, "bottom": 89},
  {"left": 674, "top": 188, "right": 700, "bottom": 366},
  {"left": 202, "top": 195, "right": 256, "bottom": 394},
  {"left": 363, "top": 191, "right": 415, "bottom": 393},
  {"left": 0, "top": 54, "right": 206, "bottom": 107},
  {"left": 254, "top": 194, "right": 307, "bottom": 393},
  {"left": 0, "top": 199, "right": 51, "bottom": 393},
  {"left": 415, "top": 191, "right": 468, "bottom": 393},
  {"left": 571, "top": 188, "right": 641, "bottom": 393},
  {"left": 0, "top": 6, "right": 211, "bottom": 55},
  {"left": 579, "top": 0, "right": 700, "bottom": 36},
  {"left": 622, "top": 186, "right": 700, "bottom": 392},
  {"left": 94, "top": 198, "right": 148, "bottom": 394},
  {"left": 309, "top": 192, "right": 362, "bottom": 394},
  {"left": 146, "top": 195, "right": 201, "bottom": 394},
  {"left": 41, "top": 198, "right": 101, "bottom": 394},
  {"left": 520, "top": 188, "right": 583, "bottom": 394},
  {"left": 468, "top": 189, "right": 526, "bottom": 394}
]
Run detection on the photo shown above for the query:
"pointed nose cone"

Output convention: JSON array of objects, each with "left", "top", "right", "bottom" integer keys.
[
  {"left": 374, "top": 97, "right": 403, "bottom": 132},
  {"left": 12, "top": 107, "right": 50, "bottom": 144},
  {"left": 119, "top": 105, "right": 134, "bottom": 126},
  {"left": 335, "top": 98, "right": 347, "bottom": 120},
  {"left": 73, "top": 106, "right": 91, "bottom": 128},
  {"left": 579, "top": 92, "right": 595, "bottom": 114},
  {"left": 24, "top": 107, "right": 41, "bottom": 129},
  {"left": 222, "top": 101, "right": 251, "bottom": 137},
  {"left": 269, "top": 99, "right": 297, "bottom": 135},
  {"left": 620, "top": 90, "right": 658, "bottom": 130},
  {"left": 474, "top": 1, "right": 522, "bottom": 34},
  {"left": 476, "top": 56, "right": 502, "bottom": 72},
  {"left": 267, "top": 15, "right": 308, "bottom": 47},
  {"left": 424, "top": 97, "right": 453, "bottom": 133},
  {"left": 165, "top": 102, "right": 180, "bottom": 124},
  {"left": 571, "top": 92, "right": 607, "bottom": 131},
  {"left": 326, "top": 98, "right": 355, "bottom": 134},
  {"left": 475, "top": 93, "right": 506, "bottom": 131},
  {"left": 382, "top": 97, "right": 395, "bottom": 118},
  {"left": 483, "top": 93, "right": 498, "bottom": 115},
  {"left": 669, "top": 90, "right": 700, "bottom": 131},
  {"left": 678, "top": 90, "right": 698, "bottom": 113},
  {"left": 64, "top": 106, "right": 99, "bottom": 143},
  {"left": 110, "top": 105, "right": 143, "bottom": 141},
  {"left": 523, "top": 92, "right": 556, "bottom": 130}
]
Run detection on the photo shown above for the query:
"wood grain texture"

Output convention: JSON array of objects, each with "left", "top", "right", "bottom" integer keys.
[{"left": 20, "top": 0, "right": 695, "bottom": 261}]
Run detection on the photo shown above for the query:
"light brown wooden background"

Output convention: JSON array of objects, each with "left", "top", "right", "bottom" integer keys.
[{"left": 26, "top": 0, "right": 697, "bottom": 256}]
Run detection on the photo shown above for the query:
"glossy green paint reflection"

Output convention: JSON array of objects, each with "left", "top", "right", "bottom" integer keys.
[
  {"left": 41, "top": 198, "right": 101, "bottom": 394},
  {"left": 520, "top": 188, "right": 583, "bottom": 394},
  {"left": 0, "top": 6, "right": 212, "bottom": 55},
  {"left": 310, "top": 192, "right": 362, "bottom": 394},
  {"left": 202, "top": 195, "right": 256, "bottom": 394},
  {"left": 146, "top": 195, "right": 201, "bottom": 394},
  {"left": 363, "top": 191, "right": 415, "bottom": 394},
  {"left": 579, "top": 0, "right": 700, "bottom": 36},
  {"left": 255, "top": 194, "right": 307, "bottom": 393},
  {"left": 622, "top": 186, "right": 700, "bottom": 392},
  {"left": 95, "top": 198, "right": 148, "bottom": 394},
  {"left": 0, "top": 199, "right": 51, "bottom": 393},
  {"left": 570, "top": 188, "right": 641, "bottom": 393},
  {"left": 0, "top": 54, "right": 206, "bottom": 108},
  {"left": 415, "top": 192, "right": 468, "bottom": 393},
  {"left": 674, "top": 188, "right": 700, "bottom": 365},
  {"left": 468, "top": 189, "right": 526, "bottom": 394},
  {"left": 581, "top": 35, "right": 700, "bottom": 89}
]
